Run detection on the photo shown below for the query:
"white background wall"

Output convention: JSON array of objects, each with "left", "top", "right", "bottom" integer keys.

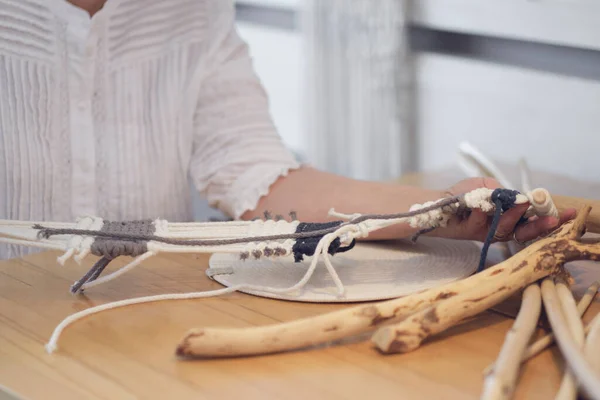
[
  {"left": 412, "top": 0, "right": 600, "bottom": 183},
  {"left": 415, "top": 53, "right": 600, "bottom": 182}
]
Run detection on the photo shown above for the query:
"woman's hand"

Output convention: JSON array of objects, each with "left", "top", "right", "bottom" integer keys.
[{"left": 433, "top": 177, "right": 576, "bottom": 243}]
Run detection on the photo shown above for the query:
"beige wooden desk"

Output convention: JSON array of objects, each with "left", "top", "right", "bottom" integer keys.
[{"left": 1, "top": 171, "right": 599, "bottom": 399}]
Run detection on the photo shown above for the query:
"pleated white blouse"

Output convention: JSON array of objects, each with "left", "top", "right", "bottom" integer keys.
[{"left": 0, "top": 0, "right": 299, "bottom": 258}]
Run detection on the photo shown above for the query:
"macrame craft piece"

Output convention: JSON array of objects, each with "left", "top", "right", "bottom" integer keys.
[
  {"left": 208, "top": 238, "right": 480, "bottom": 302},
  {"left": 0, "top": 187, "right": 569, "bottom": 355}
]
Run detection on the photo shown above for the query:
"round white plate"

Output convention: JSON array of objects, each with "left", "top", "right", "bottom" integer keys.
[{"left": 207, "top": 237, "right": 480, "bottom": 303}]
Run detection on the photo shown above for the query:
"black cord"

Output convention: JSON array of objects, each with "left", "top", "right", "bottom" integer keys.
[{"left": 477, "top": 188, "right": 520, "bottom": 273}]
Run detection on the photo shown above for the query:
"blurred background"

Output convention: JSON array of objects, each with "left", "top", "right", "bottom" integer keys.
[{"left": 196, "top": 0, "right": 600, "bottom": 219}]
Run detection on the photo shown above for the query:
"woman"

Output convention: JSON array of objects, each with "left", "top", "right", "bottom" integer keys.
[{"left": 0, "top": 0, "right": 572, "bottom": 259}]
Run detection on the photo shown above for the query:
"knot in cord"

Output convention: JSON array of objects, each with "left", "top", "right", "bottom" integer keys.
[
  {"left": 353, "top": 222, "right": 370, "bottom": 239},
  {"left": 291, "top": 221, "right": 356, "bottom": 262},
  {"left": 491, "top": 188, "right": 519, "bottom": 213},
  {"left": 477, "top": 188, "right": 520, "bottom": 273},
  {"left": 72, "top": 219, "right": 154, "bottom": 293}
]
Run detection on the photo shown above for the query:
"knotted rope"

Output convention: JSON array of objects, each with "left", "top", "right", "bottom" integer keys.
[
  {"left": 33, "top": 189, "right": 530, "bottom": 298},
  {"left": 29, "top": 188, "right": 549, "bottom": 354}
]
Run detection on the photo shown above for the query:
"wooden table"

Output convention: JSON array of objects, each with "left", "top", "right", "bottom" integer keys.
[{"left": 1, "top": 170, "right": 599, "bottom": 399}]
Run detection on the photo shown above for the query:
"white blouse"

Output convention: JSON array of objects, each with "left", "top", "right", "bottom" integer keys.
[{"left": 0, "top": 0, "right": 300, "bottom": 258}]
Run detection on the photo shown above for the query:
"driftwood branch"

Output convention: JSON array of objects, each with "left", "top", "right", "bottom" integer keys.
[
  {"left": 371, "top": 207, "right": 594, "bottom": 354},
  {"left": 176, "top": 207, "right": 599, "bottom": 359}
]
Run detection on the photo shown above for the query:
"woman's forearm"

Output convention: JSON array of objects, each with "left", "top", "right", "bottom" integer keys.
[{"left": 241, "top": 166, "right": 443, "bottom": 240}]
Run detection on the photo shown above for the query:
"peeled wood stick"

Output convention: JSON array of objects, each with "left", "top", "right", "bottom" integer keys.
[
  {"left": 584, "top": 313, "right": 600, "bottom": 377},
  {"left": 480, "top": 284, "right": 542, "bottom": 400},
  {"left": 483, "top": 281, "right": 599, "bottom": 376},
  {"left": 540, "top": 278, "right": 600, "bottom": 399},
  {"left": 555, "top": 281, "right": 587, "bottom": 400},
  {"left": 523, "top": 282, "right": 598, "bottom": 363}
]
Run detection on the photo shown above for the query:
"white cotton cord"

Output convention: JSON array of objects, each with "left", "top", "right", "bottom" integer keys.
[
  {"left": 519, "top": 158, "right": 533, "bottom": 193},
  {"left": 0, "top": 236, "right": 67, "bottom": 251},
  {"left": 47, "top": 233, "right": 345, "bottom": 353},
  {"left": 149, "top": 243, "right": 250, "bottom": 254},
  {"left": 462, "top": 188, "right": 495, "bottom": 212},
  {"left": 160, "top": 220, "right": 296, "bottom": 239},
  {"left": 57, "top": 249, "right": 75, "bottom": 265},
  {"left": 73, "top": 248, "right": 90, "bottom": 265},
  {"left": 408, "top": 202, "right": 436, "bottom": 228},
  {"left": 0, "top": 219, "right": 75, "bottom": 228},
  {"left": 318, "top": 230, "right": 352, "bottom": 296},
  {"left": 153, "top": 219, "right": 169, "bottom": 235},
  {"left": 74, "top": 217, "right": 105, "bottom": 264},
  {"left": 514, "top": 194, "right": 529, "bottom": 205},
  {"left": 45, "top": 285, "right": 241, "bottom": 354},
  {"left": 246, "top": 219, "right": 285, "bottom": 238},
  {"left": 80, "top": 251, "right": 157, "bottom": 291},
  {"left": 458, "top": 157, "right": 486, "bottom": 182},
  {"left": 57, "top": 216, "right": 96, "bottom": 266},
  {"left": 205, "top": 266, "right": 234, "bottom": 278},
  {"left": 328, "top": 208, "right": 362, "bottom": 221},
  {"left": 407, "top": 201, "right": 456, "bottom": 229},
  {"left": 322, "top": 251, "right": 345, "bottom": 296},
  {"left": 457, "top": 142, "right": 515, "bottom": 189},
  {"left": 353, "top": 222, "right": 370, "bottom": 241},
  {"left": 167, "top": 220, "right": 253, "bottom": 228}
]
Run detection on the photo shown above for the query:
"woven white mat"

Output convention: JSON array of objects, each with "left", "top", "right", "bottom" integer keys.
[{"left": 208, "top": 237, "right": 480, "bottom": 303}]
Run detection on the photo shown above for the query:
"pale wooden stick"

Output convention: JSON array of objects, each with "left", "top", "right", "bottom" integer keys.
[
  {"left": 483, "top": 281, "right": 599, "bottom": 376},
  {"left": 540, "top": 278, "right": 600, "bottom": 399},
  {"left": 555, "top": 281, "right": 587, "bottom": 400},
  {"left": 524, "top": 282, "right": 598, "bottom": 362},
  {"left": 584, "top": 313, "right": 600, "bottom": 378},
  {"left": 481, "top": 284, "right": 542, "bottom": 400}
]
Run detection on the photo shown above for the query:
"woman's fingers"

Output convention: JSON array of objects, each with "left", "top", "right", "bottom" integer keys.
[
  {"left": 462, "top": 209, "right": 489, "bottom": 240},
  {"left": 513, "top": 215, "right": 559, "bottom": 243},
  {"left": 558, "top": 208, "right": 577, "bottom": 224},
  {"left": 513, "top": 208, "right": 576, "bottom": 243},
  {"left": 491, "top": 203, "right": 529, "bottom": 242}
]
